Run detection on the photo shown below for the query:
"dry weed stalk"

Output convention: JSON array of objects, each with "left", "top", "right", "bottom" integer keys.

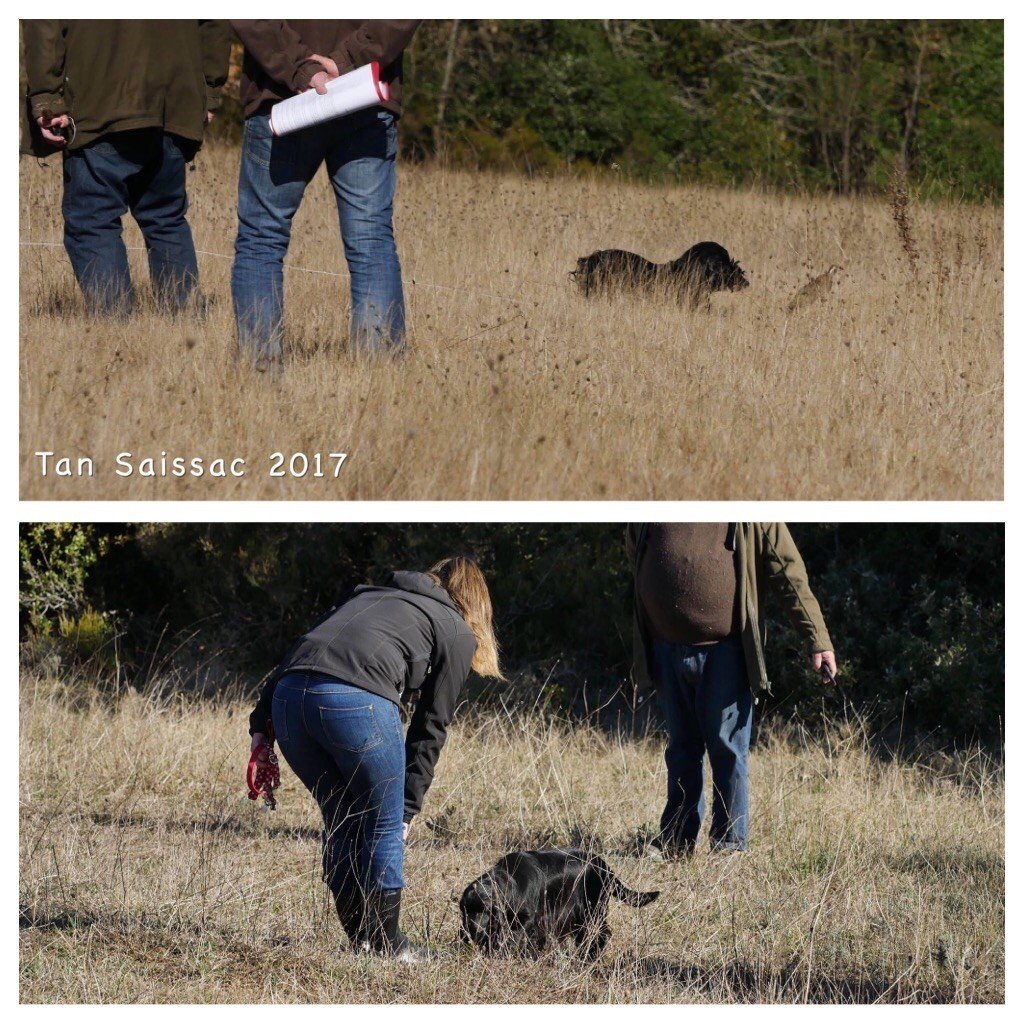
[{"left": 888, "top": 162, "right": 920, "bottom": 271}]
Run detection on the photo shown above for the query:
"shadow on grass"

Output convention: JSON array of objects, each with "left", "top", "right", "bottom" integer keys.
[
  {"left": 20, "top": 905, "right": 103, "bottom": 933},
  {"left": 80, "top": 808, "right": 322, "bottom": 844},
  {"left": 23, "top": 286, "right": 82, "bottom": 319},
  {"left": 20, "top": 904, "right": 980, "bottom": 1004},
  {"left": 886, "top": 846, "right": 1004, "bottom": 881},
  {"left": 20, "top": 902, "right": 294, "bottom": 951},
  {"left": 421, "top": 815, "right": 607, "bottom": 854},
  {"left": 624, "top": 954, "right": 962, "bottom": 1004}
]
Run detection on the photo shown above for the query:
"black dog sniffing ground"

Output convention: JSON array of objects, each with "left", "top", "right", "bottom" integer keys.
[
  {"left": 572, "top": 241, "right": 749, "bottom": 308},
  {"left": 459, "top": 849, "right": 660, "bottom": 958}
]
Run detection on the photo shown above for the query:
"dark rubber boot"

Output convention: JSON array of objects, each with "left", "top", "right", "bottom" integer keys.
[
  {"left": 332, "top": 889, "right": 363, "bottom": 947},
  {"left": 360, "top": 889, "right": 429, "bottom": 962}
]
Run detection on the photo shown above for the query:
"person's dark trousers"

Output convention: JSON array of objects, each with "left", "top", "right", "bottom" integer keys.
[
  {"left": 232, "top": 107, "right": 405, "bottom": 369},
  {"left": 653, "top": 636, "right": 753, "bottom": 853},
  {"left": 270, "top": 671, "right": 406, "bottom": 940},
  {"left": 62, "top": 129, "right": 199, "bottom": 315}
]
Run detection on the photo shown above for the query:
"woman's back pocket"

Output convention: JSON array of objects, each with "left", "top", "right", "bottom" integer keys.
[{"left": 318, "top": 704, "right": 382, "bottom": 754}]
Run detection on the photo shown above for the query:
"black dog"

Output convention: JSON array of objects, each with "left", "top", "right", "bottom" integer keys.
[
  {"left": 572, "top": 241, "right": 749, "bottom": 308},
  {"left": 459, "top": 848, "right": 660, "bottom": 958}
]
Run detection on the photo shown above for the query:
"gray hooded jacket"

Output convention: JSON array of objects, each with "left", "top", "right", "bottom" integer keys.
[{"left": 249, "top": 570, "right": 477, "bottom": 821}]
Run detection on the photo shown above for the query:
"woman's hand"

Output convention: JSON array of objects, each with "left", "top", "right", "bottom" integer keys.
[{"left": 251, "top": 732, "right": 267, "bottom": 753}]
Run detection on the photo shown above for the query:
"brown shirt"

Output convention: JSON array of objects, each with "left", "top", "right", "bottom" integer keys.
[
  {"left": 231, "top": 20, "right": 419, "bottom": 119},
  {"left": 636, "top": 523, "right": 739, "bottom": 645}
]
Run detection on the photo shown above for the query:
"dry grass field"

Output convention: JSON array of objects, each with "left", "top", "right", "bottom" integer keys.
[
  {"left": 20, "top": 149, "right": 1002, "bottom": 500},
  {"left": 20, "top": 670, "right": 1004, "bottom": 1003}
]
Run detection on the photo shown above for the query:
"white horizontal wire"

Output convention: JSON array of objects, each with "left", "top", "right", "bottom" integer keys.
[{"left": 19, "top": 239, "right": 539, "bottom": 306}]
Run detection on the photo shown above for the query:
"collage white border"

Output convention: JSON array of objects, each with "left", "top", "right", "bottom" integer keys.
[{"left": 9, "top": 2, "right": 1014, "bottom": 1016}]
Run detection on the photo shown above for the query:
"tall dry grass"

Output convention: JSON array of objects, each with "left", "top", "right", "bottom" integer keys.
[
  {"left": 20, "top": 669, "right": 1004, "bottom": 1003},
  {"left": 20, "top": 150, "right": 1002, "bottom": 499}
]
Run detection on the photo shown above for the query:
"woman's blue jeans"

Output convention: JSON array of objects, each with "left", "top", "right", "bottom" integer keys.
[
  {"left": 653, "top": 637, "right": 753, "bottom": 852},
  {"left": 271, "top": 672, "right": 406, "bottom": 900},
  {"left": 231, "top": 107, "right": 406, "bottom": 366}
]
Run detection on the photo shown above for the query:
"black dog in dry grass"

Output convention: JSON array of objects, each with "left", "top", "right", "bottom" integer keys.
[
  {"left": 572, "top": 241, "right": 749, "bottom": 308},
  {"left": 459, "top": 848, "right": 660, "bottom": 958}
]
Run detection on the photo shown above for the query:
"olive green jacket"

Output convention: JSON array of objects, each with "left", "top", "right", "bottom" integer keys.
[
  {"left": 21, "top": 20, "right": 231, "bottom": 155},
  {"left": 627, "top": 523, "right": 833, "bottom": 695}
]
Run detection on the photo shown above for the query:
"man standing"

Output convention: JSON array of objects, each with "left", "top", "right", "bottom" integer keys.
[
  {"left": 628, "top": 524, "right": 837, "bottom": 855},
  {"left": 22, "top": 20, "right": 230, "bottom": 315},
  {"left": 230, "top": 20, "right": 419, "bottom": 371}
]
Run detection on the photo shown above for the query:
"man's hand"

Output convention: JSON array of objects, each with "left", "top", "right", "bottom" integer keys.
[
  {"left": 307, "top": 72, "right": 331, "bottom": 96},
  {"left": 36, "top": 112, "right": 70, "bottom": 148},
  {"left": 251, "top": 732, "right": 266, "bottom": 753},
  {"left": 310, "top": 54, "right": 340, "bottom": 79},
  {"left": 812, "top": 651, "right": 838, "bottom": 683},
  {"left": 304, "top": 54, "right": 340, "bottom": 95}
]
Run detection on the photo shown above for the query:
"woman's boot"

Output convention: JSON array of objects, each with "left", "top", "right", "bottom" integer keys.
[
  {"left": 332, "top": 888, "right": 363, "bottom": 947},
  {"left": 360, "top": 888, "right": 429, "bottom": 963}
]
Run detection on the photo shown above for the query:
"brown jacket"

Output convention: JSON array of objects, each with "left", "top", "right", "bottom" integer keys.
[
  {"left": 628, "top": 523, "right": 833, "bottom": 696},
  {"left": 230, "top": 20, "right": 419, "bottom": 119},
  {"left": 21, "top": 20, "right": 230, "bottom": 155}
]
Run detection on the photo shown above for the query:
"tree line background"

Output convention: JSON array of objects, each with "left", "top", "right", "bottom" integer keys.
[
  {"left": 20, "top": 523, "right": 1003, "bottom": 750},
  {"left": 210, "top": 20, "right": 1005, "bottom": 199}
]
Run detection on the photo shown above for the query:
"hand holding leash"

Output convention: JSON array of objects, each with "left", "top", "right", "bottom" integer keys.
[
  {"left": 36, "top": 110, "right": 75, "bottom": 148},
  {"left": 812, "top": 650, "right": 839, "bottom": 684},
  {"left": 247, "top": 723, "right": 281, "bottom": 810}
]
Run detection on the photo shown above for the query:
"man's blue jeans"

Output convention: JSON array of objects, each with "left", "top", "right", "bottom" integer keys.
[
  {"left": 62, "top": 129, "right": 198, "bottom": 315},
  {"left": 271, "top": 672, "right": 406, "bottom": 900},
  {"left": 653, "top": 637, "right": 753, "bottom": 852},
  {"left": 231, "top": 108, "right": 406, "bottom": 367}
]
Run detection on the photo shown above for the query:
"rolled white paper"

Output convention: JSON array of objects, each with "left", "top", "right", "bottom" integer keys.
[{"left": 269, "top": 62, "right": 390, "bottom": 137}]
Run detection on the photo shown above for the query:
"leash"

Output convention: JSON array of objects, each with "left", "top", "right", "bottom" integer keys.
[
  {"left": 38, "top": 111, "right": 76, "bottom": 146},
  {"left": 246, "top": 721, "right": 280, "bottom": 810}
]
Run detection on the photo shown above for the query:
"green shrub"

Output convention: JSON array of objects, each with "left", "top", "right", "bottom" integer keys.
[
  {"left": 56, "top": 606, "right": 115, "bottom": 664},
  {"left": 19, "top": 524, "right": 105, "bottom": 628}
]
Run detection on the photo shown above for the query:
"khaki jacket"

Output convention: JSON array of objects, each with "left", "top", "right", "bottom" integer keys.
[
  {"left": 627, "top": 523, "right": 833, "bottom": 695},
  {"left": 21, "top": 20, "right": 230, "bottom": 155}
]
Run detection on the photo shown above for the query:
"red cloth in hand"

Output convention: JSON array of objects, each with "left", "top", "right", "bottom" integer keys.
[{"left": 247, "top": 743, "right": 281, "bottom": 809}]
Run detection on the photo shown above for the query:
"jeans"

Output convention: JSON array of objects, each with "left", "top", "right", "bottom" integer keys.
[
  {"left": 271, "top": 672, "right": 406, "bottom": 900},
  {"left": 231, "top": 108, "right": 405, "bottom": 366},
  {"left": 62, "top": 129, "right": 198, "bottom": 314},
  {"left": 653, "top": 637, "right": 753, "bottom": 852}
]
